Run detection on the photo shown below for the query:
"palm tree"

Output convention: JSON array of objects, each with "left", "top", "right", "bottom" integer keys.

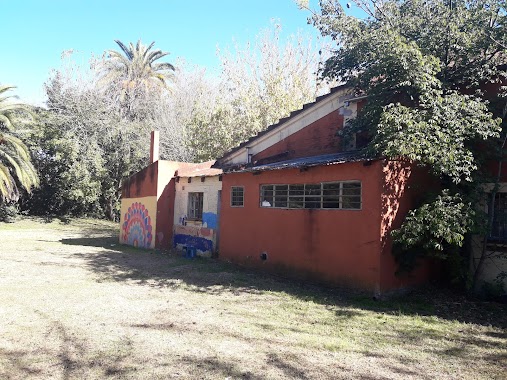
[
  {"left": 0, "top": 85, "right": 39, "bottom": 201},
  {"left": 100, "top": 40, "right": 175, "bottom": 117}
]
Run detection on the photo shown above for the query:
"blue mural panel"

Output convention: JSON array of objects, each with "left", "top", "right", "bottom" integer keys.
[
  {"left": 202, "top": 212, "right": 218, "bottom": 229},
  {"left": 174, "top": 234, "right": 213, "bottom": 253}
]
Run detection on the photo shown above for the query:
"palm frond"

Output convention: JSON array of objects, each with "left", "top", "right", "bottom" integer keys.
[
  {"left": 0, "top": 163, "right": 18, "bottom": 201},
  {"left": 114, "top": 40, "right": 134, "bottom": 61},
  {"left": 0, "top": 86, "right": 39, "bottom": 200}
]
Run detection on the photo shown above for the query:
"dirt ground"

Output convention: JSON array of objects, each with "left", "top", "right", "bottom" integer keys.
[{"left": 0, "top": 218, "right": 506, "bottom": 379}]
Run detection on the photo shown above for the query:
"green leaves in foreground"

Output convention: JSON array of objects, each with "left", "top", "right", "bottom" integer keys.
[
  {"left": 310, "top": 0, "right": 507, "bottom": 281},
  {"left": 392, "top": 191, "right": 476, "bottom": 271},
  {"left": 375, "top": 93, "right": 502, "bottom": 183}
]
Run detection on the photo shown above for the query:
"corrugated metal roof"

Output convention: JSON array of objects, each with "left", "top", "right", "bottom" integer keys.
[
  {"left": 224, "top": 150, "right": 374, "bottom": 173},
  {"left": 175, "top": 160, "right": 222, "bottom": 178}
]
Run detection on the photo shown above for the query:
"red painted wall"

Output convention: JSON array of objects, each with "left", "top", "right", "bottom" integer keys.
[
  {"left": 379, "top": 160, "right": 439, "bottom": 291},
  {"left": 121, "top": 161, "right": 182, "bottom": 249},
  {"left": 252, "top": 112, "right": 345, "bottom": 164},
  {"left": 219, "top": 161, "right": 385, "bottom": 291},
  {"left": 252, "top": 100, "right": 367, "bottom": 164},
  {"left": 155, "top": 161, "right": 182, "bottom": 249},
  {"left": 121, "top": 162, "right": 158, "bottom": 198}
]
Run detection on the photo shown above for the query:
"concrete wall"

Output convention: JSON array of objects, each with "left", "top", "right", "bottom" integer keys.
[
  {"left": 471, "top": 183, "right": 507, "bottom": 291},
  {"left": 173, "top": 175, "right": 222, "bottom": 256},
  {"left": 471, "top": 236, "right": 507, "bottom": 289},
  {"left": 119, "top": 196, "right": 157, "bottom": 249},
  {"left": 219, "top": 162, "right": 386, "bottom": 291}
]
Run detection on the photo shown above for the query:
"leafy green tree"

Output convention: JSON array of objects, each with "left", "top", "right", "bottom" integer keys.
[
  {"left": 24, "top": 60, "right": 150, "bottom": 220},
  {"left": 307, "top": 0, "right": 507, "bottom": 289},
  {"left": 0, "top": 85, "right": 39, "bottom": 201},
  {"left": 23, "top": 108, "right": 104, "bottom": 217}
]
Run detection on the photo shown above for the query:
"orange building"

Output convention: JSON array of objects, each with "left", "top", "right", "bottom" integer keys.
[
  {"left": 213, "top": 86, "right": 436, "bottom": 295},
  {"left": 119, "top": 132, "right": 222, "bottom": 255}
]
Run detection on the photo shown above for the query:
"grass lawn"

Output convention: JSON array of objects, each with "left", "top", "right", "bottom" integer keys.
[{"left": 0, "top": 218, "right": 506, "bottom": 379}]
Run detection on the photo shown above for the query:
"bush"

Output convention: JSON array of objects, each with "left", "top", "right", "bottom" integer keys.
[{"left": 0, "top": 201, "right": 19, "bottom": 223}]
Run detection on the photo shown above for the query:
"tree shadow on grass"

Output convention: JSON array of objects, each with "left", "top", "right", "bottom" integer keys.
[
  {"left": 176, "top": 356, "right": 265, "bottom": 380},
  {"left": 0, "top": 348, "right": 43, "bottom": 379},
  {"left": 60, "top": 235, "right": 507, "bottom": 331}
]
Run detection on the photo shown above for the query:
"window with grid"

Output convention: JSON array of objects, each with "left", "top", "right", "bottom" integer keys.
[
  {"left": 490, "top": 192, "right": 507, "bottom": 241},
  {"left": 188, "top": 192, "right": 204, "bottom": 220},
  {"left": 260, "top": 181, "right": 361, "bottom": 210},
  {"left": 231, "top": 186, "right": 244, "bottom": 207}
]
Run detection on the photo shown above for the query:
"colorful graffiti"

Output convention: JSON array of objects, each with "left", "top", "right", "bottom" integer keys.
[
  {"left": 173, "top": 224, "right": 215, "bottom": 255},
  {"left": 121, "top": 202, "right": 153, "bottom": 248}
]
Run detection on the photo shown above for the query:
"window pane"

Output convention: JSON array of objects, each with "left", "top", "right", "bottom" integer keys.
[
  {"left": 342, "top": 182, "right": 361, "bottom": 196},
  {"left": 289, "top": 184, "right": 304, "bottom": 196},
  {"left": 275, "top": 185, "right": 288, "bottom": 196},
  {"left": 271, "top": 185, "right": 288, "bottom": 207},
  {"left": 231, "top": 187, "right": 244, "bottom": 207},
  {"left": 323, "top": 196, "right": 340, "bottom": 208},
  {"left": 260, "top": 185, "right": 274, "bottom": 207},
  {"left": 305, "top": 184, "right": 321, "bottom": 196},
  {"left": 342, "top": 197, "right": 361, "bottom": 209},
  {"left": 323, "top": 183, "right": 340, "bottom": 195},
  {"left": 305, "top": 198, "right": 321, "bottom": 209},
  {"left": 288, "top": 196, "right": 304, "bottom": 208},
  {"left": 188, "top": 192, "right": 204, "bottom": 219},
  {"left": 492, "top": 193, "right": 507, "bottom": 240},
  {"left": 274, "top": 198, "right": 288, "bottom": 208}
]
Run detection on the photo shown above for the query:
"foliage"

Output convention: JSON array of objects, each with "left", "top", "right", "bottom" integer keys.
[
  {"left": 308, "top": 0, "right": 507, "bottom": 284},
  {"left": 15, "top": 25, "right": 327, "bottom": 219},
  {"left": 158, "top": 25, "right": 329, "bottom": 162},
  {"left": 391, "top": 191, "right": 475, "bottom": 271},
  {"left": 23, "top": 108, "right": 104, "bottom": 217},
  {"left": 216, "top": 24, "right": 329, "bottom": 147},
  {"left": 0, "top": 200, "right": 19, "bottom": 223},
  {"left": 98, "top": 39, "right": 175, "bottom": 120},
  {"left": 22, "top": 57, "right": 151, "bottom": 220},
  {"left": 375, "top": 93, "right": 501, "bottom": 183},
  {"left": 0, "top": 85, "right": 39, "bottom": 201}
]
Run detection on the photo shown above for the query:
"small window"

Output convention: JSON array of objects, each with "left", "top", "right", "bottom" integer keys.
[
  {"left": 231, "top": 186, "right": 244, "bottom": 207},
  {"left": 491, "top": 192, "right": 507, "bottom": 241},
  {"left": 188, "top": 192, "right": 203, "bottom": 220}
]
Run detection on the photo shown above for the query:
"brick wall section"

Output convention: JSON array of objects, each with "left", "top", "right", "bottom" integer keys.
[{"left": 252, "top": 112, "right": 345, "bottom": 164}]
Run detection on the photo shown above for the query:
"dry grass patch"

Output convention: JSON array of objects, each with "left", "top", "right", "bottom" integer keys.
[{"left": 0, "top": 217, "right": 506, "bottom": 379}]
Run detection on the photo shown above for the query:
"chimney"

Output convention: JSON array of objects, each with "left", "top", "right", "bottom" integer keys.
[{"left": 150, "top": 130, "right": 160, "bottom": 164}]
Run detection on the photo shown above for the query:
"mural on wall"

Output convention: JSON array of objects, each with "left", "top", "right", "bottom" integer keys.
[
  {"left": 202, "top": 212, "right": 218, "bottom": 229},
  {"left": 173, "top": 178, "right": 222, "bottom": 256},
  {"left": 173, "top": 223, "right": 214, "bottom": 255},
  {"left": 120, "top": 198, "right": 157, "bottom": 249}
]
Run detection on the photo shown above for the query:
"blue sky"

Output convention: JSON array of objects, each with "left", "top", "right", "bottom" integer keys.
[{"left": 2, "top": 0, "right": 332, "bottom": 105}]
